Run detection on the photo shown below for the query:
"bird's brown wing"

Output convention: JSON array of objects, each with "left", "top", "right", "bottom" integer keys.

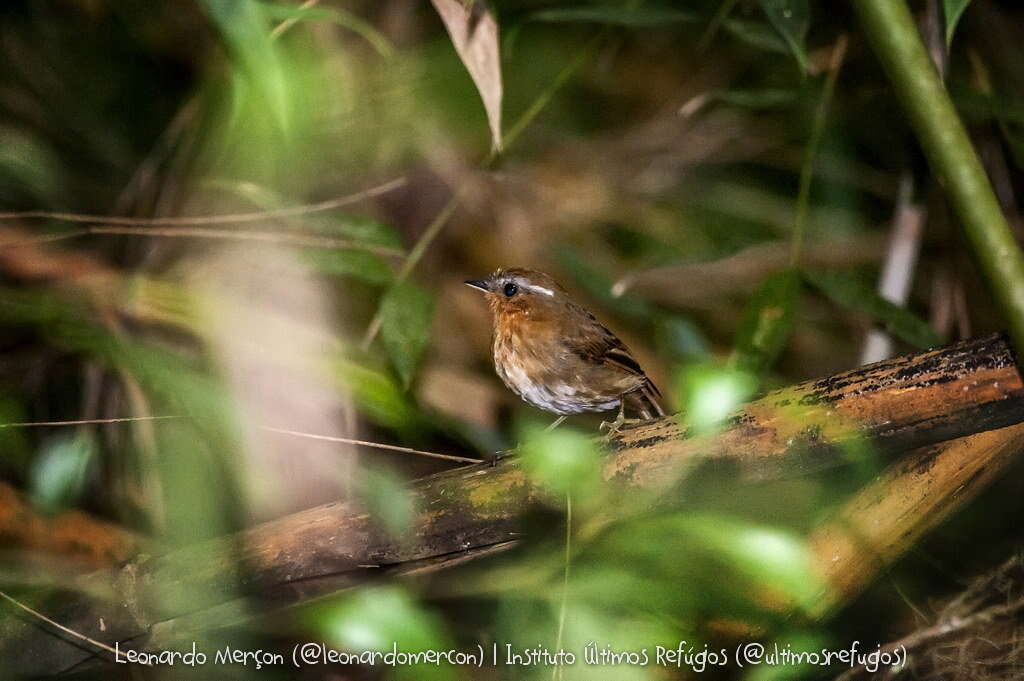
[{"left": 566, "top": 314, "right": 665, "bottom": 417}]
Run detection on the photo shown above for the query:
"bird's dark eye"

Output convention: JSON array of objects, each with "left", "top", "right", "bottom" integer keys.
[{"left": 503, "top": 282, "right": 518, "bottom": 297}]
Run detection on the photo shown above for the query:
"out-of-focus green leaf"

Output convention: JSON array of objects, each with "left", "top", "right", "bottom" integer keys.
[
  {"left": 0, "top": 127, "right": 63, "bottom": 205},
  {"left": 943, "top": 0, "right": 972, "bottom": 46},
  {"left": 29, "top": 434, "right": 95, "bottom": 514},
  {"left": 311, "top": 586, "right": 455, "bottom": 681},
  {"left": 258, "top": 1, "right": 395, "bottom": 57},
  {"left": 730, "top": 268, "right": 801, "bottom": 374},
  {"left": 303, "top": 248, "right": 393, "bottom": 284},
  {"left": 334, "top": 356, "right": 424, "bottom": 433},
  {"left": 314, "top": 216, "right": 403, "bottom": 249},
  {"left": 199, "top": 0, "right": 292, "bottom": 133},
  {"left": 519, "top": 423, "right": 602, "bottom": 499},
  {"left": 676, "top": 514, "right": 821, "bottom": 609},
  {"left": 722, "top": 17, "right": 790, "bottom": 55},
  {"left": 803, "top": 270, "right": 942, "bottom": 349},
  {"left": 379, "top": 282, "right": 436, "bottom": 388},
  {"left": 676, "top": 363, "right": 757, "bottom": 435},
  {"left": 529, "top": 6, "right": 698, "bottom": 27},
  {"left": 358, "top": 465, "right": 413, "bottom": 538},
  {"left": 758, "top": 0, "right": 810, "bottom": 72}
]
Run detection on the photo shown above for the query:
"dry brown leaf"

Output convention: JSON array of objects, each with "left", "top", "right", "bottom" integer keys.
[{"left": 430, "top": 0, "right": 503, "bottom": 152}]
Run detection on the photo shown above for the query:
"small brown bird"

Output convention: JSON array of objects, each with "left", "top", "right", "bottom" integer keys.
[{"left": 466, "top": 268, "right": 664, "bottom": 431}]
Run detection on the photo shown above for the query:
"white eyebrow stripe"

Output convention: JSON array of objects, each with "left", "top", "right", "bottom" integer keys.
[{"left": 525, "top": 284, "right": 555, "bottom": 296}]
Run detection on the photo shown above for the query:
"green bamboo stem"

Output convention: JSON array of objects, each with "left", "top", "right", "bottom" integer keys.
[{"left": 854, "top": 0, "right": 1024, "bottom": 355}]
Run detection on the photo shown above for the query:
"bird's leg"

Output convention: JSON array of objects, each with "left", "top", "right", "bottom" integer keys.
[
  {"left": 600, "top": 397, "right": 645, "bottom": 435},
  {"left": 545, "top": 415, "right": 567, "bottom": 432}
]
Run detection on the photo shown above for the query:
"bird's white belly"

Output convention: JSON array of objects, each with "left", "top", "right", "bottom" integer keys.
[{"left": 496, "top": 361, "right": 619, "bottom": 415}]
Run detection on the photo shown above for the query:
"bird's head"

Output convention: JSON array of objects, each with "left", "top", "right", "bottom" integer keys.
[{"left": 465, "top": 268, "right": 569, "bottom": 321}]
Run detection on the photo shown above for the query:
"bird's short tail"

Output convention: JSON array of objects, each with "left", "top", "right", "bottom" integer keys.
[{"left": 626, "top": 381, "right": 665, "bottom": 420}]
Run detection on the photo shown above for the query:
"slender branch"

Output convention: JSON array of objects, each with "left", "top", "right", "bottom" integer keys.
[
  {"left": 261, "top": 426, "right": 481, "bottom": 464},
  {"left": 0, "top": 177, "right": 406, "bottom": 227},
  {"left": 854, "top": 0, "right": 1024, "bottom": 355},
  {"left": 0, "top": 415, "right": 183, "bottom": 429},
  {"left": 0, "top": 591, "right": 130, "bottom": 663},
  {"left": 0, "top": 416, "right": 479, "bottom": 465}
]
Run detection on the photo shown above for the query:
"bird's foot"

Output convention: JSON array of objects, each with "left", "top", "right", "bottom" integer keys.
[{"left": 599, "top": 413, "right": 643, "bottom": 436}]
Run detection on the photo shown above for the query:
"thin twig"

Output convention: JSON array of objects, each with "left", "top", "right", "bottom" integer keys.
[
  {"left": 262, "top": 426, "right": 482, "bottom": 464},
  {"left": 552, "top": 494, "right": 572, "bottom": 681},
  {"left": 0, "top": 226, "right": 405, "bottom": 257},
  {"left": 0, "top": 416, "right": 479, "bottom": 465},
  {"left": 0, "top": 590, "right": 132, "bottom": 663},
  {"left": 0, "top": 176, "right": 406, "bottom": 227},
  {"left": 0, "top": 415, "right": 185, "bottom": 428}
]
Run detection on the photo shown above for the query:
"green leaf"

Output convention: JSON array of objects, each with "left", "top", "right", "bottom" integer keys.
[
  {"left": 199, "top": 0, "right": 293, "bottom": 133},
  {"left": 722, "top": 17, "right": 790, "bottom": 55},
  {"left": 759, "top": 0, "right": 810, "bottom": 72},
  {"left": 528, "top": 6, "right": 698, "bottom": 27},
  {"left": 730, "top": 268, "right": 801, "bottom": 374},
  {"left": 358, "top": 466, "right": 413, "bottom": 538},
  {"left": 519, "top": 424, "right": 602, "bottom": 499},
  {"left": 676, "top": 363, "right": 758, "bottom": 436},
  {"left": 379, "top": 282, "right": 436, "bottom": 388},
  {"left": 680, "top": 514, "right": 821, "bottom": 607},
  {"left": 943, "top": 0, "right": 972, "bottom": 46},
  {"left": 258, "top": 1, "right": 395, "bottom": 57},
  {"left": 333, "top": 356, "right": 424, "bottom": 433},
  {"left": 311, "top": 586, "right": 455, "bottom": 681},
  {"left": 803, "top": 270, "right": 942, "bottom": 349},
  {"left": 303, "top": 248, "right": 393, "bottom": 284},
  {"left": 314, "top": 216, "right": 403, "bottom": 249},
  {"left": 29, "top": 434, "right": 95, "bottom": 514}
]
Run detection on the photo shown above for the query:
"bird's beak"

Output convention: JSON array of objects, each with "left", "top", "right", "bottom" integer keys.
[{"left": 464, "top": 279, "right": 490, "bottom": 293}]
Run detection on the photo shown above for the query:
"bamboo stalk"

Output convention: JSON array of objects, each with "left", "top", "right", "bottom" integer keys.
[{"left": 854, "top": 0, "right": 1024, "bottom": 355}]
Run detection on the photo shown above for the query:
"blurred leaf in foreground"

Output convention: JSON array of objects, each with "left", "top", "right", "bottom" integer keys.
[
  {"left": 304, "top": 248, "right": 394, "bottom": 285},
  {"left": 29, "top": 434, "right": 95, "bottom": 514},
  {"left": 943, "top": 0, "right": 973, "bottom": 46},
  {"left": 311, "top": 586, "right": 454, "bottom": 681},
  {"left": 680, "top": 514, "right": 820, "bottom": 609},
  {"left": 200, "top": 0, "right": 292, "bottom": 133},
  {"left": 380, "top": 281, "right": 436, "bottom": 389},
  {"left": 357, "top": 465, "right": 413, "bottom": 539},
  {"left": 677, "top": 363, "right": 757, "bottom": 436},
  {"left": 333, "top": 356, "right": 425, "bottom": 434},
  {"left": 759, "top": 0, "right": 810, "bottom": 72},
  {"left": 730, "top": 268, "right": 801, "bottom": 374},
  {"left": 519, "top": 422, "right": 601, "bottom": 501},
  {"left": 803, "top": 270, "right": 941, "bottom": 349}
]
